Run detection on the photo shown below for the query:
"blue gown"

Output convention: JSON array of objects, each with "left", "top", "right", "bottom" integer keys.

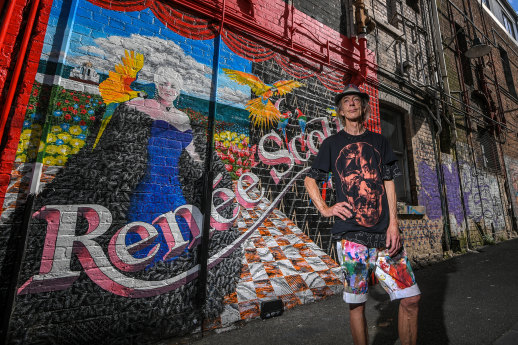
[{"left": 126, "top": 119, "right": 194, "bottom": 264}]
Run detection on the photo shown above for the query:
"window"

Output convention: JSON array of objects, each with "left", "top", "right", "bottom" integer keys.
[
  {"left": 387, "top": 0, "right": 398, "bottom": 28},
  {"left": 478, "top": 126, "right": 501, "bottom": 173},
  {"left": 455, "top": 24, "right": 474, "bottom": 86},
  {"left": 499, "top": 45, "right": 517, "bottom": 98},
  {"left": 380, "top": 108, "right": 412, "bottom": 203},
  {"left": 482, "top": 0, "right": 490, "bottom": 8},
  {"left": 503, "top": 13, "right": 516, "bottom": 39},
  {"left": 406, "top": 0, "right": 419, "bottom": 12}
]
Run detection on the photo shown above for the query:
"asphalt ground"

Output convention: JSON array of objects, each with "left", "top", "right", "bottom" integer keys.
[{"left": 166, "top": 237, "right": 518, "bottom": 345}]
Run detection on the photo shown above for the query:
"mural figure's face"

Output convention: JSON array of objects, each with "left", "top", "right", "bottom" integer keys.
[
  {"left": 338, "top": 95, "right": 362, "bottom": 123},
  {"left": 336, "top": 142, "right": 384, "bottom": 227},
  {"left": 157, "top": 82, "right": 180, "bottom": 104}
]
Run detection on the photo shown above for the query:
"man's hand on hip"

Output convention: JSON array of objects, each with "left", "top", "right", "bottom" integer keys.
[
  {"left": 321, "top": 201, "right": 353, "bottom": 220},
  {"left": 386, "top": 224, "right": 401, "bottom": 257}
]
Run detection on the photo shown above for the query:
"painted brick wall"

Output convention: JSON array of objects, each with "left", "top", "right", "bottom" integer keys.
[{"left": 0, "top": 0, "right": 380, "bottom": 343}]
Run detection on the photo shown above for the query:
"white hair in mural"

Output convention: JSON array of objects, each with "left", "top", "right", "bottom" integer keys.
[
  {"left": 154, "top": 66, "right": 184, "bottom": 89},
  {"left": 69, "top": 33, "right": 248, "bottom": 105}
]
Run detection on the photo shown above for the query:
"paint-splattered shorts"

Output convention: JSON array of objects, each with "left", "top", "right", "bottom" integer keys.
[{"left": 336, "top": 239, "right": 421, "bottom": 304}]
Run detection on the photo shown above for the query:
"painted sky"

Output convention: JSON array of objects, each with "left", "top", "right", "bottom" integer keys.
[{"left": 41, "top": 0, "right": 253, "bottom": 108}]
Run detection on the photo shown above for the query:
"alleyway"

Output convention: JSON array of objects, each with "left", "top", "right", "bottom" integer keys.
[{"left": 171, "top": 238, "right": 518, "bottom": 345}]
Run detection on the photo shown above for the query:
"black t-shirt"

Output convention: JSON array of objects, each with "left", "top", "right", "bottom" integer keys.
[{"left": 308, "top": 129, "right": 401, "bottom": 248}]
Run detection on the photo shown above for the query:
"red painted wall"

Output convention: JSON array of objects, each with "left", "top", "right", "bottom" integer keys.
[{"left": 0, "top": 0, "right": 52, "bottom": 208}]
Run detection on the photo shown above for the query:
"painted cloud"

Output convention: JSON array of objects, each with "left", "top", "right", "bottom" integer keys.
[{"left": 68, "top": 34, "right": 249, "bottom": 106}]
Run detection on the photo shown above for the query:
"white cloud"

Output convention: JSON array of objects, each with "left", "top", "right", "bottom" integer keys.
[{"left": 68, "top": 34, "right": 249, "bottom": 105}]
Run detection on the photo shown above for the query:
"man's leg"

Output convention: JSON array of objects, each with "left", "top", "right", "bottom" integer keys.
[
  {"left": 349, "top": 303, "right": 368, "bottom": 345},
  {"left": 374, "top": 248, "right": 421, "bottom": 345},
  {"left": 398, "top": 295, "right": 420, "bottom": 345}
]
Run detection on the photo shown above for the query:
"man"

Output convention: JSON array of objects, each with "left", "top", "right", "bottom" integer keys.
[{"left": 304, "top": 84, "right": 420, "bottom": 345}]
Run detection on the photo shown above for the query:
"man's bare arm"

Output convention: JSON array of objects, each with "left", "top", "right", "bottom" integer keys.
[
  {"left": 384, "top": 179, "right": 401, "bottom": 256},
  {"left": 304, "top": 176, "right": 352, "bottom": 220}
]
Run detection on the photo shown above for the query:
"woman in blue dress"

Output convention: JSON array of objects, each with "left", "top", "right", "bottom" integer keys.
[{"left": 126, "top": 67, "right": 201, "bottom": 264}]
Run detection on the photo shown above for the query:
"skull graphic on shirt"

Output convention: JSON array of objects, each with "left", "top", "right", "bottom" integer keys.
[{"left": 335, "top": 142, "right": 385, "bottom": 227}]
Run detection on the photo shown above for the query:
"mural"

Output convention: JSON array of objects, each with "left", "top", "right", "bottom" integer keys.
[{"left": 0, "top": 0, "right": 380, "bottom": 343}]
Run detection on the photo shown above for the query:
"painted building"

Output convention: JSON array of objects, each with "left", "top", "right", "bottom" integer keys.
[{"left": 0, "top": 0, "right": 516, "bottom": 343}]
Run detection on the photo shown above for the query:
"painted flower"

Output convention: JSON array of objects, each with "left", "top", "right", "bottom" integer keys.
[
  {"left": 79, "top": 120, "right": 86, "bottom": 126},
  {"left": 225, "top": 164, "right": 233, "bottom": 172},
  {"left": 77, "top": 133, "right": 86, "bottom": 140},
  {"left": 73, "top": 104, "right": 79, "bottom": 109},
  {"left": 45, "top": 145, "right": 58, "bottom": 155},
  {"left": 58, "top": 132, "right": 72, "bottom": 143},
  {"left": 57, "top": 145, "right": 70, "bottom": 155},
  {"left": 71, "top": 147, "right": 80, "bottom": 155},
  {"left": 43, "top": 156, "right": 57, "bottom": 165},
  {"left": 46, "top": 133, "right": 57, "bottom": 143},
  {"left": 64, "top": 114, "right": 72, "bottom": 121},
  {"left": 73, "top": 116, "right": 81, "bottom": 122},
  {"left": 15, "top": 154, "right": 27, "bottom": 162},
  {"left": 89, "top": 116, "right": 95, "bottom": 121},
  {"left": 69, "top": 138, "right": 85, "bottom": 149},
  {"left": 60, "top": 123, "right": 70, "bottom": 131},
  {"left": 80, "top": 125, "right": 87, "bottom": 131},
  {"left": 20, "top": 129, "right": 32, "bottom": 141},
  {"left": 16, "top": 145, "right": 25, "bottom": 154},
  {"left": 69, "top": 125, "right": 82, "bottom": 135},
  {"left": 39, "top": 141, "right": 45, "bottom": 152},
  {"left": 88, "top": 109, "right": 94, "bottom": 115},
  {"left": 55, "top": 139, "right": 64, "bottom": 146},
  {"left": 31, "top": 113, "right": 42, "bottom": 121},
  {"left": 23, "top": 121, "right": 31, "bottom": 129}
]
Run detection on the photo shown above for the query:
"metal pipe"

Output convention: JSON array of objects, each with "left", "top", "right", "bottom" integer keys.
[
  {"left": 197, "top": 14, "right": 223, "bottom": 334},
  {"left": 0, "top": 0, "right": 41, "bottom": 145},
  {"left": 0, "top": 0, "right": 17, "bottom": 49},
  {"left": 0, "top": 194, "right": 35, "bottom": 345},
  {"left": 444, "top": 0, "right": 474, "bottom": 249}
]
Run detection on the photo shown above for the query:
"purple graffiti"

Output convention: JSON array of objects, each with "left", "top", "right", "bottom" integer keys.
[
  {"left": 417, "top": 161, "right": 442, "bottom": 220},
  {"left": 441, "top": 163, "right": 470, "bottom": 226}
]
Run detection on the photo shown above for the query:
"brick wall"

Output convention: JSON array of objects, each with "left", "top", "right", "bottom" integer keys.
[
  {"left": 0, "top": 0, "right": 380, "bottom": 343},
  {"left": 437, "top": 0, "right": 517, "bottom": 245}
]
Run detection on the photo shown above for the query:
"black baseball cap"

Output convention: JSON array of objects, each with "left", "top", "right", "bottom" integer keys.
[{"left": 334, "top": 84, "right": 370, "bottom": 106}]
